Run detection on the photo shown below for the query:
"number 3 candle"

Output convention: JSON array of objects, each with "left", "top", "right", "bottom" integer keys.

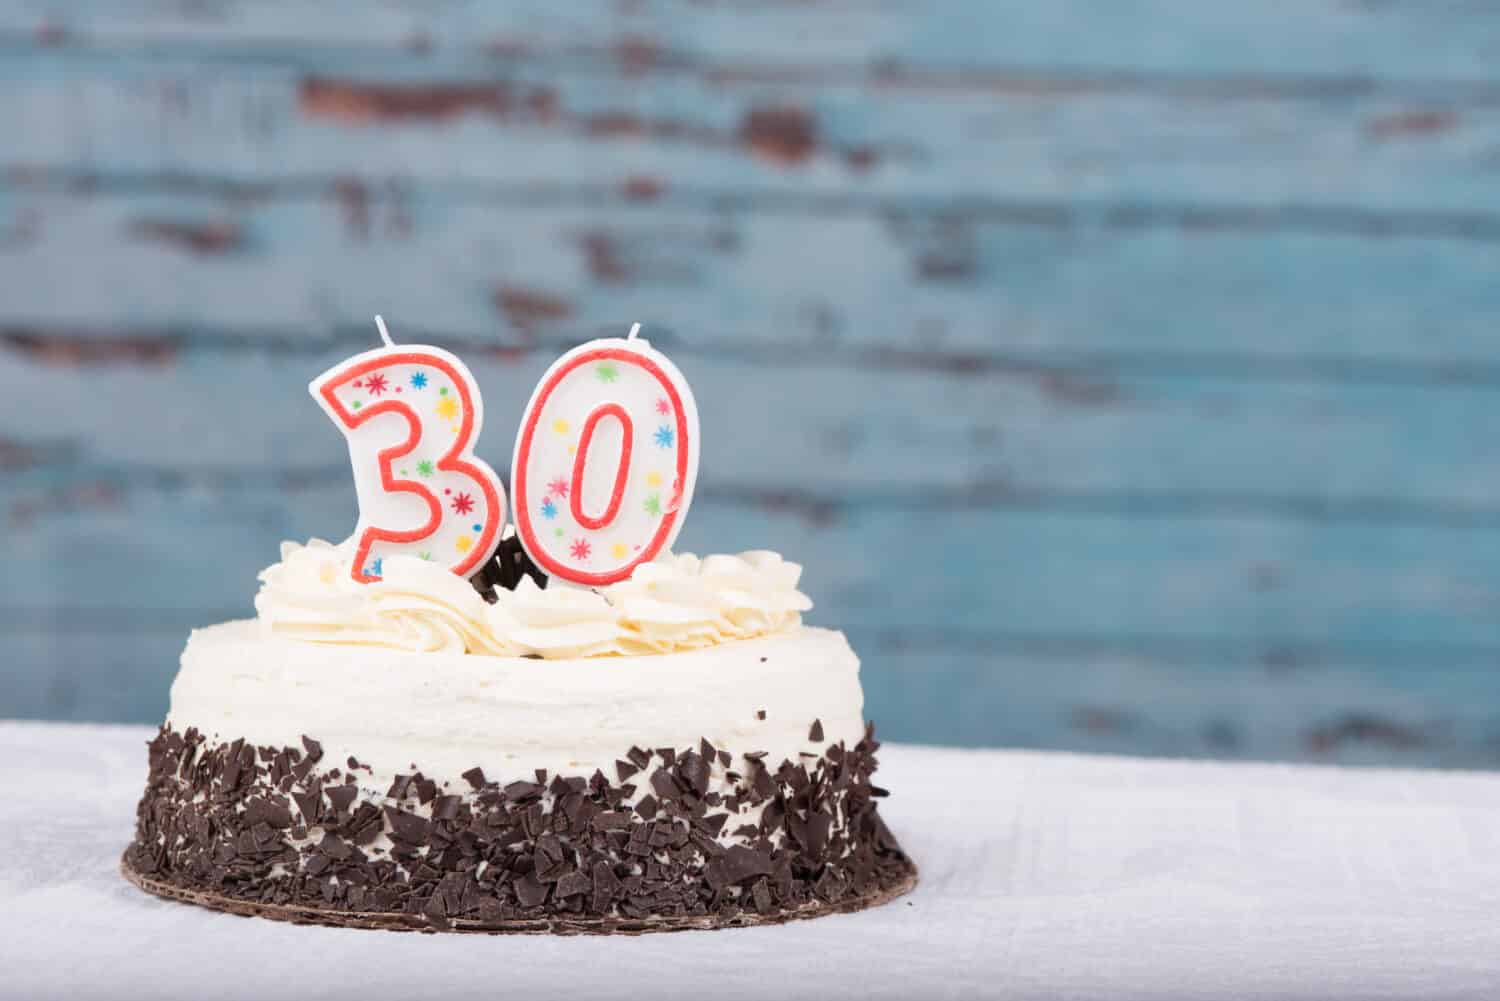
[
  {"left": 512, "top": 323, "right": 700, "bottom": 586},
  {"left": 311, "top": 318, "right": 507, "bottom": 583}
]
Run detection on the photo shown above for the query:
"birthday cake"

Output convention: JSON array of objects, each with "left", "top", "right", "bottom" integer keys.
[{"left": 122, "top": 325, "right": 915, "bottom": 934}]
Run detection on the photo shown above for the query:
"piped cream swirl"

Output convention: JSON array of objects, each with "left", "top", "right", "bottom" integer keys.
[
  {"left": 610, "top": 552, "right": 813, "bottom": 653},
  {"left": 254, "top": 539, "right": 812, "bottom": 658},
  {"left": 253, "top": 540, "right": 517, "bottom": 655}
]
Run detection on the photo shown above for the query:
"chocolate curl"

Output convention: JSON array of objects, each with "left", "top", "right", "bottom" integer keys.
[{"left": 469, "top": 532, "right": 548, "bottom": 602}]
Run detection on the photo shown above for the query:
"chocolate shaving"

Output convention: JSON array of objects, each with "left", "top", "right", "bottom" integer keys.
[
  {"left": 677, "top": 752, "right": 710, "bottom": 798},
  {"left": 325, "top": 784, "right": 357, "bottom": 816},
  {"left": 504, "top": 780, "right": 544, "bottom": 802},
  {"left": 721, "top": 845, "right": 773, "bottom": 885},
  {"left": 292, "top": 786, "right": 323, "bottom": 823},
  {"left": 555, "top": 871, "right": 591, "bottom": 899},
  {"left": 243, "top": 797, "right": 293, "bottom": 830},
  {"left": 514, "top": 871, "right": 549, "bottom": 908},
  {"left": 383, "top": 807, "right": 430, "bottom": 845},
  {"left": 124, "top": 724, "right": 913, "bottom": 932},
  {"left": 469, "top": 533, "right": 548, "bottom": 601},
  {"left": 649, "top": 769, "right": 679, "bottom": 801}
]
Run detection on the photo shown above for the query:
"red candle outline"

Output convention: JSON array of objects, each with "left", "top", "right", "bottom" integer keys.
[
  {"left": 314, "top": 350, "right": 504, "bottom": 584},
  {"left": 514, "top": 346, "right": 690, "bottom": 586},
  {"left": 570, "top": 402, "right": 634, "bottom": 530}
]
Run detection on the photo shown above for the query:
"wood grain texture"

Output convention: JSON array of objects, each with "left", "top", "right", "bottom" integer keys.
[
  {"left": 5, "top": 479, "right": 1499, "bottom": 650},
  {"left": 6, "top": 347, "right": 1500, "bottom": 510},
  {"left": 1, "top": 0, "right": 1496, "bottom": 765},
  {"left": 3, "top": 188, "right": 1500, "bottom": 371},
  {"left": 5, "top": 0, "right": 1500, "bottom": 81},
  {"left": 4, "top": 47, "right": 1500, "bottom": 215}
]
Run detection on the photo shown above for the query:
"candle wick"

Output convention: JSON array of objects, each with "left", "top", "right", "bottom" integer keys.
[
  {"left": 627, "top": 322, "right": 641, "bottom": 341},
  {"left": 375, "top": 315, "right": 395, "bottom": 347}
]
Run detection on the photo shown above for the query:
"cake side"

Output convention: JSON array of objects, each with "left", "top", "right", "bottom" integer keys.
[
  {"left": 168, "top": 620, "right": 866, "bottom": 782},
  {"left": 123, "top": 721, "right": 913, "bottom": 932},
  {"left": 126, "top": 620, "right": 915, "bottom": 932}
]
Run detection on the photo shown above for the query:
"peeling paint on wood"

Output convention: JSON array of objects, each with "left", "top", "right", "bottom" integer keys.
[
  {"left": 1, "top": 329, "right": 178, "bottom": 365},
  {"left": 1364, "top": 108, "right": 1461, "bottom": 141},
  {"left": 3, "top": 1, "right": 1500, "bottom": 762},
  {"left": 5, "top": 189, "right": 1500, "bottom": 372},
  {"left": 492, "top": 285, "right": 573, "bottom": 330},
  {"left": 296, "top": 77, "right": 853, "bottom": 171},
  {"left": 7, "top": 478, "right": 1500, "bottom": 657},
  {"left": 300, "top": 78, "right": 530, "bottom": 123},
  {"left": 8, "top": 343, "right": 1497, "bottom": 512},
  {"left": 127, "top": 218, "right": 244, "bottom": 255},
  {"left": 621, "top": 175, "right": 668, "bottom": 200},
  {"left": 1304, "top": 714, "right": 1433, "bottom": 754},
  {"left": 738, "top": 106, "right": 817, "bottom": 165},
  {"left": 0, "top": 434, "right": 72, "bottom": 470},
  {"left": 7, "top": 0, "right": 1500, "bottom": 84}
]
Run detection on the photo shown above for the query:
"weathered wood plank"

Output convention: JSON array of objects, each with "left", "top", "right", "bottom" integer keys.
[
  {"left": 4, "top": 190, "right": 1500, "bottom": 370},
  {"left": 7, "top": 626, "right": 1498, "bottom": 769},
  {"left": 2, "top": 625, "right": 184, "bottom": 724},
  {"left": 4, "top": 480, "right": 1498, "bottom": 652},
  {"left": 3, "top": 46, "right": 1500, "bottom": 215},
  {"left": 4, "top": 0, "right": 1500, "bottom": 82},
  {"left": 5, "top": 346, "right": 1500, "bottom": 512},
  {"left": 863, "top": 648, "right": 1500, "bottom": 768},
  {"left": 2, "top": 0, "right": 1496, "bottom": 766}
]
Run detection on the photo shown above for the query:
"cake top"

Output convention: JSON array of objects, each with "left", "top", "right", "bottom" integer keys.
[{"left": 254, "top": 538, "right": 812, "bottom": 658}]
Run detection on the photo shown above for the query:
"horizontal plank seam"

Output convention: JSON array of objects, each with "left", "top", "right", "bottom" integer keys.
[
  {"left": 9, "top": 168, "right": 1500, "bottom": 243},
  {"left": 4, "top": 35, "right": 1500, "bottom": 104},
  {"left": 8, "top": 464, "right": 1500, "bottom": 525},
  {"left": 8, "top": 328, "right": 1500, "bottom": 389}
]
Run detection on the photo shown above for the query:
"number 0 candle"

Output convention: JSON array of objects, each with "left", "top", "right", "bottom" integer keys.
[
  {"left": 311, "top": 318, "right": 507, "bottom": 583},
  {"left": 512, "top": 324, "right": 700, "bottom": 586}
]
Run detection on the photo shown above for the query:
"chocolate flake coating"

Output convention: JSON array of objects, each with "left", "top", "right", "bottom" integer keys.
[
  {"left": 123, "top": 722, "right": 914, "bottom": 934},
  {"left": 469, "top": 534, "right": 548, "bottom": 600}
]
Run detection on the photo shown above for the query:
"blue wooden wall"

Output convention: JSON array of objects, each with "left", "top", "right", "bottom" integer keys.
[{"left": 2, "top": 1, "right": 1499, "bottom": 767}]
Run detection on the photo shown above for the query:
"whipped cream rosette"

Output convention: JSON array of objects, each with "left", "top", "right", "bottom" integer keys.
[
  {"left": 253, "top": 539, "right": 515, "bottom": 656},
  {"left": 253, "top": 538, "right": 813, "bottom": 658},
  {"left": 489, "top": 577, "right": 626, "bottom": 659}
]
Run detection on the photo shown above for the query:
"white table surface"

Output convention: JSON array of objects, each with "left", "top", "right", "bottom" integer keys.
[{"left": 5, "top": 721, "right": 1500, "bottom": 1001}]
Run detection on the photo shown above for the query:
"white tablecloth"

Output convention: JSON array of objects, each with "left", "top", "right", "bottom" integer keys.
[{"left": 5, "top": 721, "right": 1500, "bottom": 1000}]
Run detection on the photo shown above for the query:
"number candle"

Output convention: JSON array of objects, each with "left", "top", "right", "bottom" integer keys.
[
  {"left": 311, "top": 317, "right": 507, "bottom": 583},
  {"left": 511, "top": 323, "right": 700, "bottom": 586}
]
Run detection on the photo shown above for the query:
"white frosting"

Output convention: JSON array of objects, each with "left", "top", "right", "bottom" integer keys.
[
  {"left": 254, "top": 539, "right": 812, "bottom": 658},
  {"left": 253, "top": 540, "right": 516, "bottom": 655},
  {"left": 167, "top": 620, "right": 866, "bottom": 785}
]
